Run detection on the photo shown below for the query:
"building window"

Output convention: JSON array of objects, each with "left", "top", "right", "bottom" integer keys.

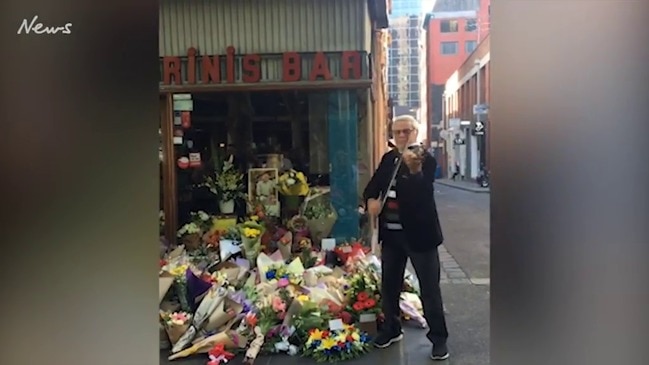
[
  {"left": 465, "top": 18, "right": 477, "bottom": 32},
  {"left": 465, "top": 40, "right": 477, "bottom": 53},
  {"left": 440, "top": 20, "right": 459, "bottom": 33},
  {"left": 440, "top": 41, "right": 458, "bottom": 55}
]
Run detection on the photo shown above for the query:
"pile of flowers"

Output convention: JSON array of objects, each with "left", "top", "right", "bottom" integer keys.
[
  {"left": 302, "top": 324, "right": 371, "bottom": 362},
  {"left": 159, "top": 234, "right": 425, "bottom": 363}
]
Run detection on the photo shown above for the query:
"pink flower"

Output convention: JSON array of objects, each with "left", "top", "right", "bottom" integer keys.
[
  {"left": 277, "top": 278, "right": 290, "bottom": 288},
  {"left": 272, "top": 296, "right": 286, "bottom": 312}
]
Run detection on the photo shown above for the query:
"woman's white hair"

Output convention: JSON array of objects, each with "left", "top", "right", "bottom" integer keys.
[{"left": 392, "top": 114, "right": 420, "bottom": 131}]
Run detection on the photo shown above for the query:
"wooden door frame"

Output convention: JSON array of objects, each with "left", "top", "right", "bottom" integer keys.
[{"left": 160, "top": 93, "right": 178, "bottom": 246}]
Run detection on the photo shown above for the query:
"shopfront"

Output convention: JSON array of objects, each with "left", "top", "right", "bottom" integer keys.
[{"left": 159, "top": 0, "right": 389, "bottom": 245}]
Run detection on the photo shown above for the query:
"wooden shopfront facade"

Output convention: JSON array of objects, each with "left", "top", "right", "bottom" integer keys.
[{"left": 159, "top": 0, "right": 390, "bottom": 245}]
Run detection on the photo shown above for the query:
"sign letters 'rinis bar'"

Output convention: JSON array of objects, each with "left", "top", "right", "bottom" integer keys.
[{"left": 162, "top": 47, "right": 364, "bottom": 85}]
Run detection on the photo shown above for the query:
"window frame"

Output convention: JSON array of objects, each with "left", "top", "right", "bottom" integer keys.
[
  {"left": 440, "top": 41, "right": 459, "bottom": 55},
  {"left": 440, "top": 19, "right": 459, "bottom": 33}
]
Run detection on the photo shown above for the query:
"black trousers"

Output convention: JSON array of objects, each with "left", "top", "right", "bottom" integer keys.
[{"left": 381, "top": 230, "right": 449, "bottom": 345}]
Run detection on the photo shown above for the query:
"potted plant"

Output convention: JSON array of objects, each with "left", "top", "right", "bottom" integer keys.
[{"left": 213, "top": 159, "right": 245, "bottom": 214}]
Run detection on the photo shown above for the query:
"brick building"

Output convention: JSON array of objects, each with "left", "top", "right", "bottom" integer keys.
[
  {"left": 442, "top": 33, "right": 490, "bottom": 179},
  {"left": 422, "top": 0, "right": 489, "bottom": 168}
]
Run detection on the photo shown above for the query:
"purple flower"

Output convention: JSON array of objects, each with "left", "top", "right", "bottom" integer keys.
[{"left": 242, "top": 300, "right": 253, "bottom": 313}]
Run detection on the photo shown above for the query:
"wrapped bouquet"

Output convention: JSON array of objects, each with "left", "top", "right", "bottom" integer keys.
[
  {"left": 302, "top": 324, "right": 371, "bottom": 362},
  {"left": 239, "top": 219, "right": 265, "bottom": 264}
]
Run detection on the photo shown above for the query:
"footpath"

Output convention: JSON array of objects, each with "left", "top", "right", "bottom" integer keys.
[{"left": 435, "top": 179, "right": 490, "bottom": 193}]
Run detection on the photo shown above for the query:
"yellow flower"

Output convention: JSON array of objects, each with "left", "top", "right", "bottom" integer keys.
[
  {"left": 251, "top": 215, "right": 259, "bottom": 221},
  {"left": 242, "top": 227, "right": 261, "bottom": 238},
  {"left": 169, "top": 265, "right": 188, "bottom": 277},
  {"left": 309, "top": 329, "right": 324, "bottom": 341},
  {"left": 320, "top": 337, "right": 337, "bottom": 350},
  {"left": 351, "top": 332, "right": 360, "bottom": 341},
  {"left": 296, "top": 295, "right": 310, "bottom": 304},
  {"left": 335, "top": 332, "right": 347, "bottom": 342}
]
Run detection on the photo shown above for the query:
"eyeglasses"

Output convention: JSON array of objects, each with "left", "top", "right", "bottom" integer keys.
[{"left": 392, "top": 128, "right": 413, "bottom": 136}]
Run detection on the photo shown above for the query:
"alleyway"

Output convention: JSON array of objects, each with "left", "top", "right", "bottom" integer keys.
[{"left": 161, "top": 185, "right": 490, "bottom": 365}]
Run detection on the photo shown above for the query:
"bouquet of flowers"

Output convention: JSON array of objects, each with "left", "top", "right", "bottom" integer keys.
[
  {"left": 177, "top": 211, "right": 213, "bottom": 250},
  {"left": 344, "top": 269, "right": 382, "bottom": 323},
  {"left": 206, "top": 343, "right": 235, "bottom": 365},
  {"left": 239, "top": 219, "right": 265, "bottom": 263},
  {"left": 278, "top": 169, "right": 309, "bottom": 213},
  {"left": 168, "top": 264, "right": 192, "bottom": 312},
  {"left": 204, "top": 160, "right": 245, "bottom": 201},
  {"left": 277, "top": 169, "right": 309, "bottom": 197},
  {"left": 302, "top": 324, "right": 371, "bottom": 362},
  {"left": 334, "top": 241, "right": 369, "bottom": 265},
  {"left": 289, "top": 297, "right": 331, "bottom": 344},
  {"left": 302, "top": 192, "right": 337, "bottom": 247},
  {"left": 222, "top": 225, "right": 241, "bottom": 241},
  {"left": 177, "top": 222, "right": 202, "bottom": 250},
  {"left": 191, "top": 210, "right": 213, "bottom": 232},
  {"left": 160, "top": 311, "right": 192, "bottom": 344},
  {"left": 287, "top": 215, "right": 311, "bottom": 252}
]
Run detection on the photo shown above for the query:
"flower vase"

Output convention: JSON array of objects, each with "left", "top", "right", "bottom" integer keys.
[
  {"left": 241, "top": 236, "right": 261, "bottom": 264},
  {"left": 219, "top": 199, "right": 235, "bottom": 214},
  {"left": 182, "top": 233, "right": 201, "bottom": 251}
]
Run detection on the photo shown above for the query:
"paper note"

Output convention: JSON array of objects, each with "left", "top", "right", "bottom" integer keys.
[
  {"left": 328, "top": 319, "right": 345, "bottom": 331},
  {"left": 219, "top": 239, "right": 241, "bottom": 261},
  {"left": 321, "top": 238, "right": 336, "bottom": 251},
  {"left": 359, "top": 313, "right": 377, "bottom": 323}
]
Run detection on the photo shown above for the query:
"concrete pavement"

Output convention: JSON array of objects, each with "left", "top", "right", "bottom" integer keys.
[
  {"left": 160, "top": 185, "right": 490, "bottom": 364},
  {"left": 435, "top": 178, "right": 490, "bottom": 194}
]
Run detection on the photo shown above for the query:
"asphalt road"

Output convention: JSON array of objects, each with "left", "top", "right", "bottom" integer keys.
[{"left": 161, "top": 184, "right": 491, "bottom": 365}]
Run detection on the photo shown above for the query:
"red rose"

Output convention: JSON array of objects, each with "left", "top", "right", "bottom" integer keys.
[
  {"left": 346, "top": 335, "right": 354, "bottom": 342},
  {"left": 356, "top": 292, "right": 369, "bottom": 301},
  {"left": 159, "top": 259, "right": 167, "bottom": 267},
  {"left": 352, "top": 302, "right": 365, "bottom": 312},
  {"left": 340, "top": 311, "right": 353, "bottom": 324},
  {"left": 364, "top": 298, "right": 376, "bottom": 308},
  {"left": 338, "top": 341, "right": 345, "bottom": 347},
  {"left": 322, "top": 330, "right": 330, "bottom": 338}
]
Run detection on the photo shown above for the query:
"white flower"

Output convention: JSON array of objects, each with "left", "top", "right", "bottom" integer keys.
[{"left": 198, "top": 211, "right": 209, "bottom": 221}]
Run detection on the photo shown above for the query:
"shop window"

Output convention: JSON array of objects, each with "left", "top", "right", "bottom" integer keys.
[
  {"left": 171, "top": 91, "right": 331, "bottom": 226},
  {"left": 440, "top": 41, "right": 458, "bottom": 55},
  {"left": 440, "top": 19, "right": 459, "bottom": 33}
]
